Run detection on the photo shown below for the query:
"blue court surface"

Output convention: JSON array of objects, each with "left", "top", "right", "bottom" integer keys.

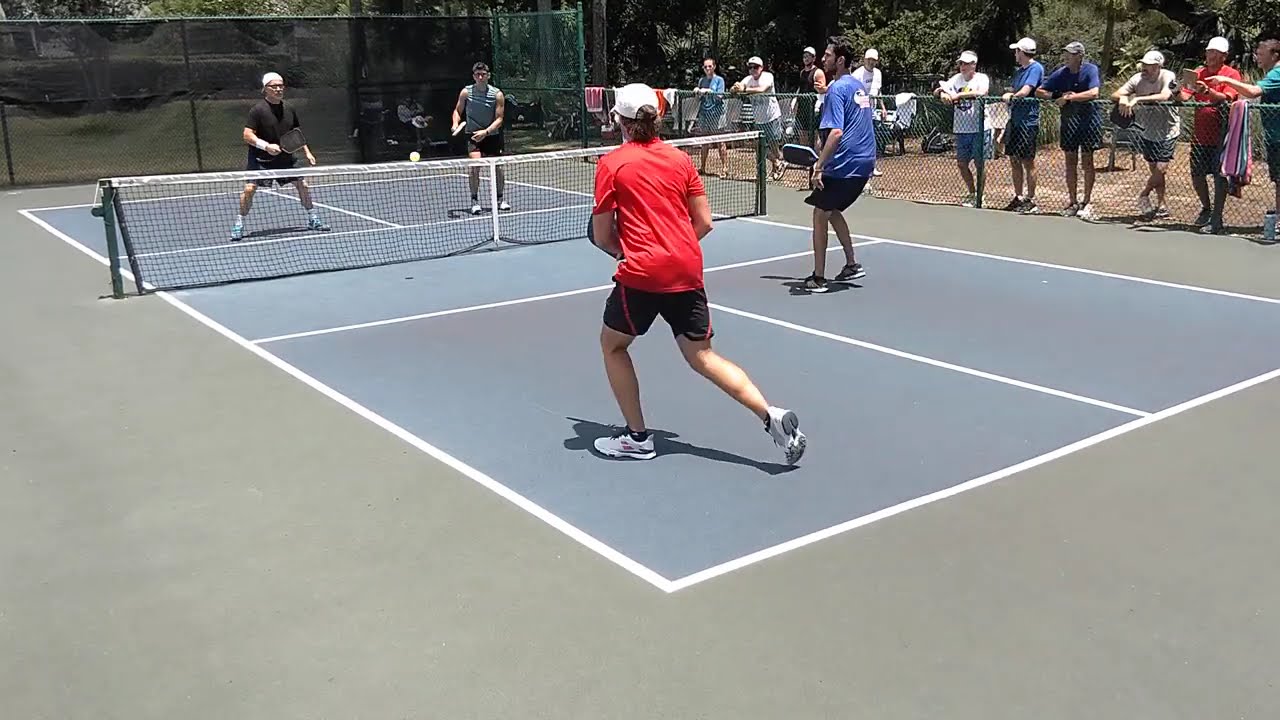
[{"left": 22, "top": 194, "right": 1280, "bottom": 593}]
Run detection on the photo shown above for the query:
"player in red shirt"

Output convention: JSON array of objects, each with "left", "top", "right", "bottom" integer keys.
[
  {"left": 588, "top": 83, "right": 806, "bottom": 464},
  {"left": 1176, "top": 36, "right": 1241, "bottom": 234}
]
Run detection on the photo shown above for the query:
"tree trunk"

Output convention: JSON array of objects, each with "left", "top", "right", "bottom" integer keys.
[
  {"left": 1101, "top": 2, "right": 1116, "bottom": 82},
  {"left": 591, "top": 0, "right": 607, "bottom": 85}
]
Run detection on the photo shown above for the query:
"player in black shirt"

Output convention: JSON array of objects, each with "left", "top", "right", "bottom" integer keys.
[{"left": 231, "top": 72, "right": 330, "bottom": 241}]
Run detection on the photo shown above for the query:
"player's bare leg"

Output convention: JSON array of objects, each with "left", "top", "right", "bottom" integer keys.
[
  {"left": 231, "top": 183, "right": 256, "bottom": 241},
  {"left": 676, "top": 335, "right": 805, "bottom": 464}
]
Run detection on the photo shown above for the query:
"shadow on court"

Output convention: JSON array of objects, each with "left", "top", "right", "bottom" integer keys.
[
  {"left": 759, "top": 273, "right": 863, "bottom": 295},
  {"left": 564, "top": 416, "right": 799, "bottom": 476}
]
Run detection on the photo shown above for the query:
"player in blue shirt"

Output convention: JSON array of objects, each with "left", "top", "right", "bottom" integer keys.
[
  {"left": 1001, "top": 37, "right": 1045, "bottom": 213},
  {"left": 1036, "top": 41, "right": 1103, "bottom": 217},
  {"left": 803, "top": 35, "right": 877, "bottom": 293}
]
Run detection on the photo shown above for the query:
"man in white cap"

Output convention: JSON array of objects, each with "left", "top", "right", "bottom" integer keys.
[
  {"left": 1000, "top": 37, "right": 1045, "bottom": 214},
  {"left": 735, "top": 56, "right": 784, "bottom": 177},
  {"left": 1113, "top": 50, "right": 1180, "bottom": 220},
  {"left": 588, "top": 82, "right": 806, "bottom": 464},
  {"left": 794, "top": 46, "right": 827, "bottom": 147},
  {"left": 232, "top": 71, "right": 329, "bottom": 242},
  {"left": 935, "top": 50, "right": 991, "bottom": 206},
  {"left": 852, "top": 48, "right": 885, "bottom": 175},
  {"left": 1176, "top": 36, "right": 1241, "bottom": 234},
  {"left": 1035, "top": 41, "right": 1103, "bottom": 218},
  {"left": 1208, "top": 36, "right": 1280, "bottom": 240}
]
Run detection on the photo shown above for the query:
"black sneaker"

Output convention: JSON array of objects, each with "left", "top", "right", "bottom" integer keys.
[
  {"left": 833, "top": 263, "right": 865, "bottom": 282},
  {"left": 803, "top": 274, "right": 829, "bottom": 293},
  {"left": 1003, "top": 197, "right": 1025, "bottom": 212}
]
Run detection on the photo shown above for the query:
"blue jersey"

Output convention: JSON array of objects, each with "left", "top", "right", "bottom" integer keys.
[
  {"left": 1041, "top": 62, "right": 1102, "bottom": 122},
  {"left": 818, "top": 74, "right": 876, "bottom": 178},
  {"left": 1010, "top": 61, "right": 1045, "bottom": 126}
]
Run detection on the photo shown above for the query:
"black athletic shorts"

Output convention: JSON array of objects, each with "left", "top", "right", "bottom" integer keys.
[
  {"left": 468, "top": 133, "right": 504, "bottom": 157},
  {"left": 603, "top": 283, "right": 713, "bottom": 341},
  {"left": 245, "top": 148, "right": 299, "bottom": 187},
  {"left": 804, "top": 175, "right": 869, "bottom": 212}
]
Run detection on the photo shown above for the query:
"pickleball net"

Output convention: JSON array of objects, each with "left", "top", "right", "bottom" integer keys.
[{"left": 95, "top": 130, "right": 768, "bottom": 295}]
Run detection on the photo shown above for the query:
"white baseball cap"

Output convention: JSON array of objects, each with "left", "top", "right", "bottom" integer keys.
[
  {"left": 1207, "top": 36, "right": 1229, "bottom": 53},
  {"left": 803, "top": 46, "right": 816, "bottom": 56},
  {"left": 1140, "top": 50, "right": 1165, "bottom": 65},
  {"left": 261, "top": 72, "right": 283, "bottom": 87},
  {"left": 1009, "top": 38, "right": 1037, "bottom": 53},
  {"left": 747, "top": 56, "right": 764, "bottom": 67},
  {"left": 612, "top": 83, "right": 658, "bottom": 120},
  {"left": 958, "top": 50, "right": 978, "bottom": 64},
  {"left": 864, "top": 49, "right": 879, "bottom": 60}
]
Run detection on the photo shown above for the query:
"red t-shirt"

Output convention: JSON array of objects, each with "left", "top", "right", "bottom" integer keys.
[
  {"left": 592, "top": 138, "right": 707, "bottom": 293},
  {"left": 1183, "top": 64, "right": 1241, "bottom": 146}
]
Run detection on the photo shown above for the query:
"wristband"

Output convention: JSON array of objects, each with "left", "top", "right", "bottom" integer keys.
[{"left": 254, "top": 138, "right": 269, "bottom": 150}]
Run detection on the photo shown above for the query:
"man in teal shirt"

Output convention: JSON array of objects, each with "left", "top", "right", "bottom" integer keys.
[{"left": 1210, "top": 37, "right": 1280, "bottom": 231}]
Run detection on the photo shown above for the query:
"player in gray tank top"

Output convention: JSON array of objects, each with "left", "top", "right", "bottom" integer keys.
[{"left": 452, "top": 62, "right": 509, "bottom": 215}]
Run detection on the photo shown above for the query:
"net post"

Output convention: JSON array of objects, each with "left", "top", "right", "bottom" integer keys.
[
  {"left": 489, "top": 159, "right": 502, "bottom": 249},
  {"left": 755, "top": 131, "right": 767, "bottom": 215},
  {"left": 98, "top": 181, "right": 125, "bottom": 299},
  {"left": 575, "top": 3, "right": 589, "bottom": 148}
]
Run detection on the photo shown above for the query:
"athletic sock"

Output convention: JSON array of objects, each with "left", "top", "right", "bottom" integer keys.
[{"left": 629, "top": 430, "right": 650, "bottom": 442}]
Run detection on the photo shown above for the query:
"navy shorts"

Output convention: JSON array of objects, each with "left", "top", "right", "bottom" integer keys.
[
  {"left": 1005, "top": 123, "right": 1039, "bottom": 159},
  {"left": 246, "top": 149, "right": 299, "bottom": 187},
  {"left": 468, "top": 133, "right": 504, "bottom": 156},
  {"left": 805, "top": 175, "right": 869, "bottom": 213},
  {"left": 1138, "top": 137, "right": 1176, "bottom": 164}
]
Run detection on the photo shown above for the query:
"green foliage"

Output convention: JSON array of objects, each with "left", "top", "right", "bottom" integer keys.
[{"left": 142, "top": 0, "right": 346, "bottom": 15}]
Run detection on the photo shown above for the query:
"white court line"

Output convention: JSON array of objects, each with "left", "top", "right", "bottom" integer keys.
[
  {"left": 710, "top": 303, "right": 1151, "bottom": 417},
  {"left": 251, "top": 239, "right": 884, "bottom": 344},
  {"left": 21, "top": 209, "right": 1280, "bottom": 596},
  {"left": 262, "top": 188, "right": 403, "bottom": 228},
  {"left": 18, "top": 207, "right": 677, "bottom": 594},
  {"left": 665, "top": 363, "right": 1280, "bottom": 592},
  {"left": 872, "top": 236, "right": 1280, "bottom": 306}
]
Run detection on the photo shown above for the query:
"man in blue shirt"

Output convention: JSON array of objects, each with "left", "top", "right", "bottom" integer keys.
[
  {"left": 1036, "top": 41, "right": 1103, "bottom": 218},
  {"left": 1001, "top": 37, "right": 1045, "bottom": 214},
  {"left": 803, "top": 34, "right": 877, "bottom": 293}
]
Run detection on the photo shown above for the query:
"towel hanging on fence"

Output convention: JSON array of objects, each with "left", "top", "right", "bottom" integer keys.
[
  {"left": 1220, "top": 98, "right": 1253, "bottom": 197},
  {"left": 585, "top": 86, "right": 605, "bottom": 113}
]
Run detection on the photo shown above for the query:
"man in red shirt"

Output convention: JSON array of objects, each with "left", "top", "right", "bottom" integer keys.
[
  {"left": 1177, "top": 36, "right": 1241, "bottom": 234},
  {"left": 588, "top": 83, "right": 806, "bottom": 464}
]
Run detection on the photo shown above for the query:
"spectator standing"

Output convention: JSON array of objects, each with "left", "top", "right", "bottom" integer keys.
[
  {"left": 693, "top": 57, "right": 730, "bottom": 175},
  {"left": 1177, "top": 36, "right": 1240, "bottom": 234},
  {"left": 1113, "top": 50, "right": 1180, "bottom": 221},
  {"left": 735, "top": 56, "right": 785, "bottom": 179},
  {"left": 1036, "top": 41, "right": 1103, "bottom": 219},
  {"left": 794, "top": 46, "right": 827, "bottom": 147},
  {"left": 1208, "top": 37, "right": 1280, "bottom": 241},
  {"left": 852, "top": 49, "right": 885, "bottom": 176},
  {"left": 935, "top": 50, "right": 991, "bottom": 207},
  {"left": 1001, "top": 37, "right": 1045, "bottom": 214}
]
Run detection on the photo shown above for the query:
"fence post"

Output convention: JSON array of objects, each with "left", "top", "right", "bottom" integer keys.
[
  {"left": 975, "top": 97, "right": 986, "bottom": 209},
  {"left": 0, "top": 103, "right": 14, "bottom": 185},
  {"left": 575, "top": 3, "right": 588, "bottom": 148},
  {"left": 178, "top": 19, "right": 203, "bottom": 172}
]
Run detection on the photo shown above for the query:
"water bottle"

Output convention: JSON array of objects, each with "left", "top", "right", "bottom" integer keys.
[{"left": 1265, "top": 211, "right": 1277, "bottom": 243}]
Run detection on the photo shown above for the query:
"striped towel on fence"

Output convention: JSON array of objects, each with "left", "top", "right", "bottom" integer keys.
[{"left": 1221, "top": 98, "right": 1253, "bottom": 197}]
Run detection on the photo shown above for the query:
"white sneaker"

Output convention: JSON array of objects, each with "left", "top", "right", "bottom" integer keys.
[
  {"left": 471, "top": 202, "right": 483, "bottom": 215},
  {"left": 1077, "top": 203, "right": 1096, "bottom": 220},
  {"left": 765, "top": 406, "right": 806, "bottom": 465},
  {"left": 498, "top": 200, "right": 511, "bottom": 211},
  {"left": 593, "top": 429, "right": 656, "bottom": 460}
]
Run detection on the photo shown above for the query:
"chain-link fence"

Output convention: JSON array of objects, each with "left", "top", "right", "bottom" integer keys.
[
  {"left": 662, "top": 88, "right": 1279, "bottom": 242},
  {"left": 0, "top": 10, "right": 588, "bottom": 187}
]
